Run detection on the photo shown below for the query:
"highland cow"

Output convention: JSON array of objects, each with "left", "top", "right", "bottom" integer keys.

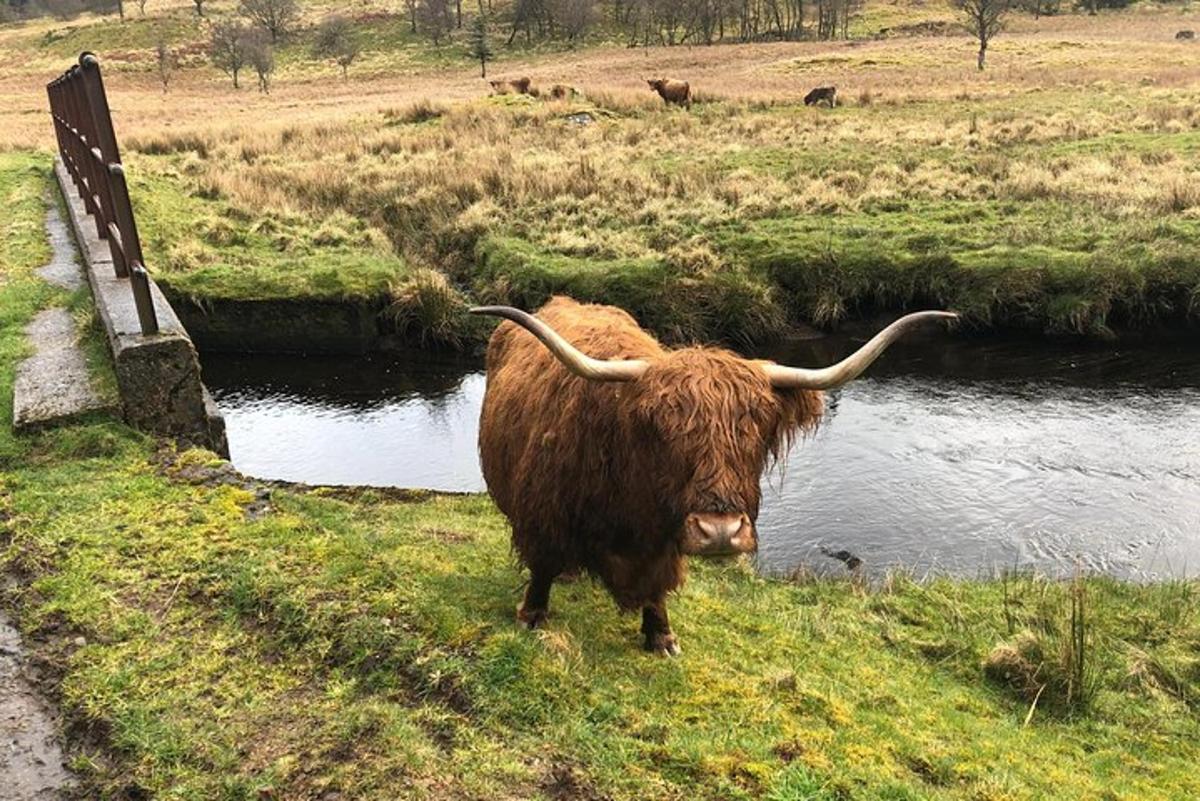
[
  {"left": 646, "top": 78, "right": 692, "bottom": 107},
  {"left": 489, "top": 76, "right": 534, "bottom": 95},
  {"left": 804, "top": 86, "right": 837, "bottom": 107},
  {"left": 1177, "top": 29, "right": 1195, "bottom": 40},
  {"left": 549, "top": 83, "right": 579, "bottom": 100},
  {"left": 473, "top": 297, "right": 956, "bottom": 656}
]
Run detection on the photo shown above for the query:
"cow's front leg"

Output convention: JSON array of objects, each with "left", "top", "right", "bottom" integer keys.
[
  {"left": 516, "top": 565, "right": 557, "bottom": 629},
  {"left": 641, "top": 598, "right": 680, "bottom": 657}
]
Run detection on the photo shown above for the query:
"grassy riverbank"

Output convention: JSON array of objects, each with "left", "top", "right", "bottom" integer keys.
[
  {"left": 4, "top": 153, "right": 1200, "bottom": 800},
  {"left": 116, "top": 82, "right": 1200, "bottom": 347}
]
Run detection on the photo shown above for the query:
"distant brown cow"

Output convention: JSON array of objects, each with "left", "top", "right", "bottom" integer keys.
[
  {"left": 473, "top": 297, "right": 957, "bottom": 655},
  {"left": 804, "top": 86, "right": 837, "bottom": 107},
  {"left": 549, "top": 84, "right": 579, "bottom": 100},
  {"left": 646, "top": 78, "right": 692, "bottom": 107},
  {"left": 1177, "top": 30, "right": 1196, "bottom": 40},
  {"left": 489, "top": 76, "right": 533, "bottom": 95}
]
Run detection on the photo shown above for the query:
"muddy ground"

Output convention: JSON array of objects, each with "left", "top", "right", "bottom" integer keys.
[{"left": 0, "top": 610, "right": 74, "bottom": 800}]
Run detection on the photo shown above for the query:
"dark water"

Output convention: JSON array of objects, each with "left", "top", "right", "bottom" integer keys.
[{"left": 201, "top": 334, "right": 1200, "bottom": 580}]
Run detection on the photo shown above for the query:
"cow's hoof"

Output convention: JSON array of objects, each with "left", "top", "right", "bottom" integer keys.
[
  {"left": 645, "top": 633, "right": 681, "bottom": 657},
  {"left": 516, "top": 604, "right": 547, "bottom": 630}
]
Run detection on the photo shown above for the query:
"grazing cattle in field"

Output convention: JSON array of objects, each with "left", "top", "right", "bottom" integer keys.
[
  {"left": 646, "top": 78, "right": 692, "bottom": 107},
  {"left": 1177, "top": 30, "right": 1195, "bottom": 40},
  {"left": 549, "top": 83, "right": 579, "bottom": 100},
  {"left": 490, "top": 76, "right": 534, "bottom": 95},
  {"left": 473, "top": 297, "right": 957, "bottom": 655},
  {"left": 804, "top": 86, "right": 838, "bottom": 107}
]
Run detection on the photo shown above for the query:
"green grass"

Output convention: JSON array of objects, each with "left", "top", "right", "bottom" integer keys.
[
  {"left": 126, "top": 157, "right": 409, "bottom": 301},
  {"left": 3, "top": 150, "right": 1200, "bottom": 801},
  {"left": 6, "top": 446, "right": 1200, "bottom": 800},
  {"left": 26, "top": 13, "right": 203, "bottom": 65},
  {"left": 713, "top": 201, "right": 1200, "bottom": 334},
  {"left": 7, "top": 3, "right": 615, "bottom": 81}
]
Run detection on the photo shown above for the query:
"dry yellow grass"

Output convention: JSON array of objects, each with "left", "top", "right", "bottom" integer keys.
[{"left": 3, "top": 3, "right": 1198, "bottom": 150}]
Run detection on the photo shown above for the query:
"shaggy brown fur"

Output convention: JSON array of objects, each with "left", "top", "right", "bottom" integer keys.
[
  {"left": 646, "top": 78, "right": 692, "bottom": 107},
  {"left": 1178, "top": 29, "right": 1195, "bottom": 40},
  {"left": 479, "top": 297, "right": 822, "bottom": 654},
  {"left": 804, "top": 86, "right": 837, "bottom": 107},
  {"left": 549, "top": 83, "right": 578, "bottom": 100},
  {"left": 489, "top": 76, "right": 534, "bottom": 95}
]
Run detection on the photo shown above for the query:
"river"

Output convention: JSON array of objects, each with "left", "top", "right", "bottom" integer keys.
[{"left": 201, "top": 332, "right": 1200, "bottom": 580}]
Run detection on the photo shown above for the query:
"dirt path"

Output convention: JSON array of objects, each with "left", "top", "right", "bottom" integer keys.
[
  {"left": 2, "top": 194, "right": 79, "bottom": 799},
  {"left": 0, "top": 611, "right": 74, "bottom": 800}
]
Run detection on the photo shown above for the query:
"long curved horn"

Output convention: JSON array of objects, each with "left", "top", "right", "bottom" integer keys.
[
  {"left": 470, "top": 306, "right": 649, "bottom": 382},
  {"left": 763, "top": 311, "right": 959, "bottom": 389}
]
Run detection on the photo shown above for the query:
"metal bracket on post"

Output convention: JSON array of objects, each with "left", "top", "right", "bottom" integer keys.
[{"left": 129, "top": 264, "right": 159, "bottom": 336}]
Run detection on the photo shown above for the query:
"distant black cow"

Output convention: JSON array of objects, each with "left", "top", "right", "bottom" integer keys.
[
  {"left": 1177, "top": 30, "right": 1196, "bottom": 40},
  {"left": 804, "top": 86, "right": 837, "bottom": 108}
]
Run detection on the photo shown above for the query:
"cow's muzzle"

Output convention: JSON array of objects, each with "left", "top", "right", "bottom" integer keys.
[{"left": 682, "top": 512, "right": 756, "bottom": 556}]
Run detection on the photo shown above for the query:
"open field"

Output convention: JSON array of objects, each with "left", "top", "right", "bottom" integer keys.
[
  {"left": 3, "top": 153, "right": 1200, "bottom": 800},
  {"left": 3, "top": 1, "right": 1200, "bottom": 343}
]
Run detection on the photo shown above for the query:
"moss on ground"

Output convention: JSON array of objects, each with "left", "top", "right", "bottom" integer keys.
[{"left": 3, "top": 152, "right": 1200, "bottom": 800}]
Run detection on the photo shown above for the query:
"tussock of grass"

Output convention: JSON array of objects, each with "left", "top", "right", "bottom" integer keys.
[
  {"left": 386, "top": 266, "right": 472, "bottom": 348},
  {"left": 383, "top": 99, "right": 449, "bottom": 125}
]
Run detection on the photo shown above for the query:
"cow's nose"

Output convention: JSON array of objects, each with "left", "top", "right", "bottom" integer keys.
[{"left": 683, "top": 512, "right": 756, "bottom": 556}]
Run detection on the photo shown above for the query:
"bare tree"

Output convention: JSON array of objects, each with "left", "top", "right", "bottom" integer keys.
[
  {"left": 210, "top": 19, "right": 251, "bottom": 88},
  {"left": 1018, "top": 0, "right": 1060, "bottom": 17},
  {"left": 954, "top": 0, "right": 1010, "bottom": 70},
  {"left": 246, "top": 31, "right": 274, "bottom": 93},
  {"left": 313, "top": 14, "right": 361, "bottom": 79},
  {"left": 155, "top": 38, "right": 176, "bottom": 93},
  {"left": 137, "top": 0, "right": 147, "bottom": 14},
  {"left": 239, "top": 0, "right": 300, "bottom": 43},
  {"left": 192, "top": 0, "right": 205, "bottom": 17},
  {"left": 815, "top": 0, "right": 861, "bottom": 40},
  {"left": 404, "top": 0, "right": 417, "bottom": 31},
  {"left": 508, "top": 0, "right": 549, "bottom": 44},
  {"left": 417, "top": 0, "right": 453, "bottom": 45},
  {"left": 554, "top": 0, "right": 592, "bottom": 41},
  {"left": 6, "top": 0, "right": 122, "bottom": 18}
]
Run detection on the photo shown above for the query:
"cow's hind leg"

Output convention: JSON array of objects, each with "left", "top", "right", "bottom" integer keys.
[
  {"left": 641, "top": 597, "right": 680, "bottom": 657},
  {"left": 517, "top": 564, "right": 558, "bottom": 630}
]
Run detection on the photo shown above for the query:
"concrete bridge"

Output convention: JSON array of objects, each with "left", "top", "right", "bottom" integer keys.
[{"left": 13, "top": 54, "right": 225, "bottom": 455}]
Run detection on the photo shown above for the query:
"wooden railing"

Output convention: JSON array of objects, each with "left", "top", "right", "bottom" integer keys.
[{"left": 47, "top": 52, "right": 158, "bottom": 335}]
